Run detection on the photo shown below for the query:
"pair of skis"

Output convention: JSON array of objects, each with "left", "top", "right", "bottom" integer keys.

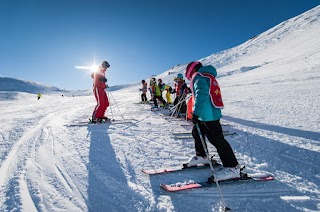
[
  {"left": 66, "top": 119, "right": 133, "bottom": 127},
  {"left": 142, "top": 163, "right": 274, "bottom": 192}
]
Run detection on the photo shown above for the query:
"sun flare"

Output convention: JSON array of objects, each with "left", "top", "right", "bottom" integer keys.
[{"left": 75, "top": 53, "right": 100, "bottom": 73}]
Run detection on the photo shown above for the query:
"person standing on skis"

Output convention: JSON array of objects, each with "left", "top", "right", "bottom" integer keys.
[
  {"left": 140, "top": 79, "right": 148, "bottom": 103},
  {"left": 164, "top": 85, "right": 173, "bottom": 104},
  {"left": 150, "top": 77, "right": 167, "bottom": 109},
  {"left": 37, "top": 93, "right": 42, "bottom": 100},
  {"left": 184, "top": 61, "right": 241, "bottom": 182},
  {"left": 172, "top": 73, "right": 188, "bottom": 116},
  {"left": 91, "top": 61, "right": 110, "bottom": 123}
]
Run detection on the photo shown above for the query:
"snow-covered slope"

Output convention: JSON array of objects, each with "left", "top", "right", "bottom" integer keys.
[
  {"left": 0, "top": 6, "right": 319, "bottom": 212},
  {"left": 153, "top": 5, "right": 320, "bottom": 133}
]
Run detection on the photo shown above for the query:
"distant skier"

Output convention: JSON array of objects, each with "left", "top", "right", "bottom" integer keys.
[
  {"left": 139, "top": 80, "right": 148, "bottom": 103},
  {"left": 184, "top": 61, "right": 241, "bottom": 182},
  {"left": 91, "top": 61, "right": 110, "bottom": 123},
  {"left": 37, "top": 93, "right": 42, "bottom": 100}
]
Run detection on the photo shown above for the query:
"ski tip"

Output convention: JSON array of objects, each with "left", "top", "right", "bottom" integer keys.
[
  {"left": 260, "top": 175, "right": 275, "bottom": 181},
  {"left": 250, "top": 174, "right": 275, "bottom": 181},
  {"left": 160, "top": 183, "right": 202, "bottom": 192},
  {"left": 141, "top": 169, "right": 152, "bottom": 174}
]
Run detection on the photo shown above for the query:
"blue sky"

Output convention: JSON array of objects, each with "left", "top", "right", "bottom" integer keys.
[{"left": 0, "top": 0, "right": 319, "bottom": 90}]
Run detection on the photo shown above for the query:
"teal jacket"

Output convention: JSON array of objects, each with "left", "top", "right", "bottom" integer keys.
[{"left": 192, "top": 65, "right": 222, "bottom": 121}]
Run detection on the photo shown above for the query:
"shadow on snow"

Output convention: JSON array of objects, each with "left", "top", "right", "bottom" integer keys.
[
  {"left": 86, "top": 124, "right": 144, "bottom": 211},
  {"left": 223, "top": 115, "right": 320, "bottom": 141}
]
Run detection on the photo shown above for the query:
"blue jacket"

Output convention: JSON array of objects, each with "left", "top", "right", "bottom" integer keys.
[{"left": 192, "top": 65, "right": 222, "bottom": 121}]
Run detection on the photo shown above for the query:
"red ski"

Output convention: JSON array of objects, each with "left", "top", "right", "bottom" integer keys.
[{"left": 161, "top": 174, "right": 274, "bottom": 192}]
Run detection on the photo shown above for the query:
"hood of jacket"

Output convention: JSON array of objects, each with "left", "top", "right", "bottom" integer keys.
[{"left": 197, "top": 65, "right": 217, "bottom": 77}]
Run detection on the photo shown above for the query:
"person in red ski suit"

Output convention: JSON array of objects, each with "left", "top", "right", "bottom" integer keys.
[{"left": 91, "top": 61, "right": 110, "bottom": 121}]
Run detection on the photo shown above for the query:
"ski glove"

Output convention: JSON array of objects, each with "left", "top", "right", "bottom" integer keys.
[
  {"left": 99, "top": 77, "right": 107, "bottom": 82},
  {"left": 184, "top": 87, "right": 191, "bottom": 94},
  {"left": 192, "top": 113, "right": 199, "bottom": 124}
]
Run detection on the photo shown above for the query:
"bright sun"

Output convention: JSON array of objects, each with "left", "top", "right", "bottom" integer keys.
[
  {"left": 90, "top": 65, "right": 99, "bottom": 73},
  {"left": 74, "top": 53, "right": 100, "bottom": 73}
]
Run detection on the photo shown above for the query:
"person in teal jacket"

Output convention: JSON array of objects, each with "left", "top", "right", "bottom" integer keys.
[{"left": 184, "top": 61, "right": 241, "bottom": 182}]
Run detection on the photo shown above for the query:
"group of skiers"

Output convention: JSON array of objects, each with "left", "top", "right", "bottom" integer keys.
[
  {"left": 91, "top": 60, "right": 241, "bottom": 182},
  {"left": 139, "top": 73, "right": 190, "bottom": 118}
]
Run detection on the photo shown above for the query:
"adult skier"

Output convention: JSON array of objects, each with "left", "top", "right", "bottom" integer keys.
[
  {"left": 91, "top": 61, "right": 110, "bottom": 123},
  {"left": 184, "top": 61, "right": 241, "bottom": 182}
]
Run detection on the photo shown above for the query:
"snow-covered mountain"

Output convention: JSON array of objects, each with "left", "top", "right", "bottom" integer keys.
[
  {"left": 156, "top": 6, "right": 320, "bottom": 85},
  {"left": 0, "top": 77, "right": 65, "bottom": 94},
  {"left": 0, "top": 6, "right": 319, "bottom": 212},
  {"left": 0, "top": 76, "right": 136, "bottom": 98}
]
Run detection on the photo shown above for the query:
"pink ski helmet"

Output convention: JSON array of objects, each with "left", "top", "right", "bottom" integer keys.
[{"left": 185, "top": 61, "right": 202, "bottom": 80}]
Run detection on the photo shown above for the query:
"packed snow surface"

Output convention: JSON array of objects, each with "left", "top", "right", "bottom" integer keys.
[{"left": 0, "top": 5, "right": 319, "bottom": 212}]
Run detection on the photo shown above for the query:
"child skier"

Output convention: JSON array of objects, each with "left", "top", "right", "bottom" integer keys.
[
  {"left": 172, "top": 73, "right": 188, "bottom": 116},
  {"left": 149, "top": 77, "right": 167, "bottom": 109},
  {"left": 164, "top": 85, "right": 173, "bottom": 104},
  {"left": 140, "top": 80, "right": 148, "bottom": 103},
  {"left": 184, "top": 61, "right": 240, "bottom": 182}
]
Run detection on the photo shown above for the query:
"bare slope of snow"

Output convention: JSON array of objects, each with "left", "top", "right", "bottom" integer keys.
[{"left": 0, "top": 5, "right": 319, "bottom": 212}]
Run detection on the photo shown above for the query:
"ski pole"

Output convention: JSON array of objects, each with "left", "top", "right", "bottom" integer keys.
[
  {"left": 168, "top": 93, "right": 190, "bottom": 121},
  {"left": 175, "top": 93, "right": 189, "bottom": 117},
  {"left": 195, "top": 123, "right": 230, "bottom": 211},
  {"left": 106, "top": 91, "right": 115, "bottom": 120},
  {"left": 169, "top": 92, "right": 190, "bottom": 112},
  {"left": 108, "top": 91, "right": 126, "bottom": 121},
  {"left": 168, "top": 93, "right": 187, "bottom": 117},
  {"left": 139, "top": 90, "right": 141, "bottom": 102}
]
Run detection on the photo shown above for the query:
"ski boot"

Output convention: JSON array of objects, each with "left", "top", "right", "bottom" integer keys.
[
  {"left": 100, "top": 116, "right": 112, "bottom": 122},
  {"left": 183, "top": 155, "right": 219, "bottom": 168},
  {"left": 89, "top": 117, "right": 107, "bottom": 124},
  {"left": 151, "top": 105, "right": 159, "bottom": 110},
  {"left": 207, "top": 164, "right": 245, "bottom": 183}
]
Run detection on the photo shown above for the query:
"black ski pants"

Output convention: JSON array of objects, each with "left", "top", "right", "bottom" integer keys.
[
  {"left": 141, "top": 93, "right": 147, "bottom": 102},
  {"left": 153, "top": 95, "right": 166, "bottom": 107},
  {"left": 192, "top": 120, "right": 238, "bottom": 167}
]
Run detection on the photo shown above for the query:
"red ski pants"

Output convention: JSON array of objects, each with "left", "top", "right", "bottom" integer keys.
[{"left": 92, "top": 87, "right": 109, "bottom": 119}]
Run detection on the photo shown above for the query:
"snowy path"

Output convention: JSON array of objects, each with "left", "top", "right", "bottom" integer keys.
[{"left": 0, "top": 88, "right": 319, "bottom": 211}]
